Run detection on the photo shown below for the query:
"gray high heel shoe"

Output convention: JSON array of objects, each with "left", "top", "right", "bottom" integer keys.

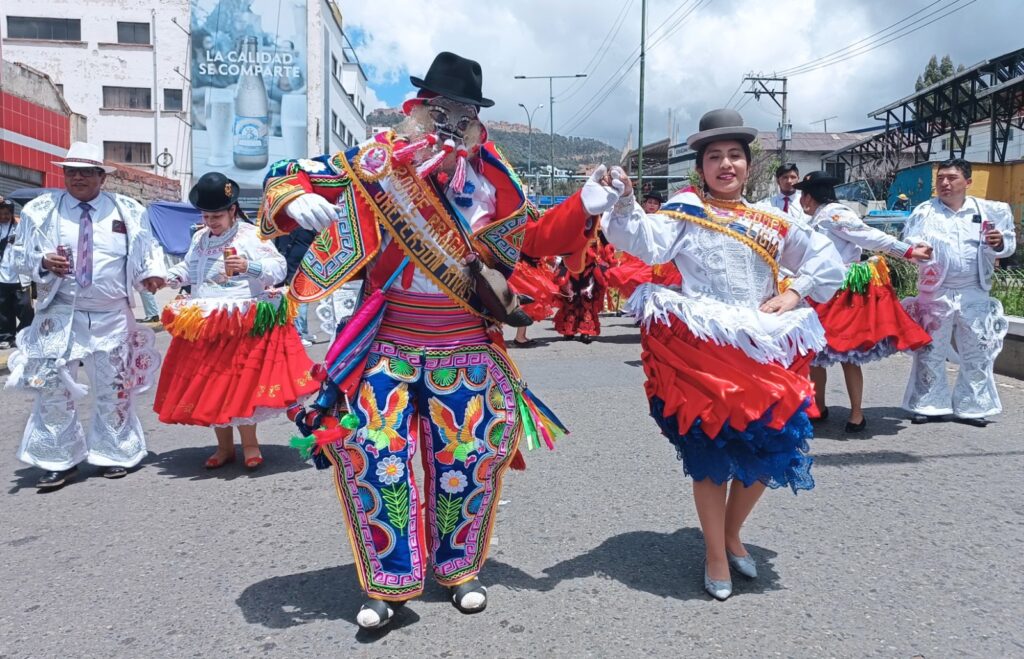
[
  {"left": 727, "top": 551, "right": 758, "bottom": 579},
  {"left": 704, "top": 564, "right": 733, "bottom": 601}
]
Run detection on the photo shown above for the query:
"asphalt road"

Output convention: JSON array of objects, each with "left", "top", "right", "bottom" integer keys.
[{"left": 2, "top": 315, "right": 1022, "bottom": 658}]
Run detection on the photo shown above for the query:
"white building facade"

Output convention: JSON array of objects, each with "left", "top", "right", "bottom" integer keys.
[
  {"left": 928, "top": 120, "right": 1024, "bottom": 164},
  {"left": 3, "top": 2, "right": 192, "bottom": 191},
  {"left": 315, "top": 0, "right": 369, "bottom": 155},
  {"left": 3, "top": 0, "right": 370, "bottom": 199}
]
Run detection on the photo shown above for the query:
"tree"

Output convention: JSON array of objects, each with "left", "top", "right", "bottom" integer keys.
[
  {"left": 915, "top": 54, "right": 965, "bottom": 91},
  {"left": 743, "top": 140, "right": 780, "bottom": 202}
]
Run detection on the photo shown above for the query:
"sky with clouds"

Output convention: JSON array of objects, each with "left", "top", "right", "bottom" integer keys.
[{"left": 342, "top": 0, "right": 1021, "bottom": 148}]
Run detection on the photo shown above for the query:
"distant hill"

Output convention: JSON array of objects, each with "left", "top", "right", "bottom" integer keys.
[{"left": 367, "top": 108, "right": 620, "bottom": 173}]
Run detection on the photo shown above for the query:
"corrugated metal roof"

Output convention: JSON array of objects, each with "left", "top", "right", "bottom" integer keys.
[
  {"left": 754, "top": 131, "right": 872, "bottom": 152},
  {"left": 667, "top": 131, "right": 875, "bottom": 156}
]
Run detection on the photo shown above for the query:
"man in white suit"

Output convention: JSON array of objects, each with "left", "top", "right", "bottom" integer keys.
[
  {"left": 901, "top": 158, "right": 1017, "bottom": 426},
  {"left": 7, "top": 143, "right": 166, "bottom": 489}
]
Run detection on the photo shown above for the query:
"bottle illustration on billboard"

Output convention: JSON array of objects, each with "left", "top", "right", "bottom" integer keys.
[{"left": 233, "top": 36, "right": 269, "bottom": 169}]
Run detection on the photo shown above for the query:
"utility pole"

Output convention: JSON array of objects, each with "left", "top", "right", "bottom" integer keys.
[
  {"left": 152, "top": 9, "right": 159, "bottom": 170},
  {"left": 517, "top": 103, "right": 543, "bottom": 195},
  {"left": 811, "top": 115, "right": 838, "bottom": 132},
  {"left": 515, "top": 73, "right": 587, "bottom": 202},
  {"left": 637, "top": 0, "right": 648, "bottom": 194},
  {"left": 743, "top": 74, "right": 791, "bottom": 163}
]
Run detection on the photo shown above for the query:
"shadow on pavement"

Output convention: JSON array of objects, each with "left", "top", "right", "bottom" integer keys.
[
  {"left": 812, "top": 406, "right": 908, "bottom": 441},
  {"left": 488, "top": 528, "right": 782, "bottom": 601},
  {"left": 8, "top": 463, "right": 140, "bottom": 494},
  {"left": 815, "top": 450, "right": 922, "bottom": 468},
  {"left": 815, "top": 448, "right": 1024, "bottom": 469},
  {"left": 236, "top": 564, "right": 422, "bottom": 642},
  {"left": 146, "top": 445, "right": 311, "bottom": 481}
]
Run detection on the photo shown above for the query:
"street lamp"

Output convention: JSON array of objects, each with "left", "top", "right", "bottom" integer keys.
[
  {"left": 517, "top": 102, "right": 543, "bottom": 195},
  {"left": 514, "top": 73, "right": 587, "bottom": 201}
]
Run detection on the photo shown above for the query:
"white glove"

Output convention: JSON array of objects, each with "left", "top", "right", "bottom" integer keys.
[
  {"left": 285, "top": 193, "right": 339, "bottom": 232},
  {"left": 580, "top": 164, "right": 624, "bottom": 215},
  {"left": 607, "top": 166, "right": 633, "bottom": 198}
]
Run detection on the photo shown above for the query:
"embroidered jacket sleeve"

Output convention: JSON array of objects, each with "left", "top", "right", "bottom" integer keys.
[
  {"left": 824, "top": 204, "right": 912, "bottom": 259},
  {"left": 11, "top": 197, "right": 57, "bottom": 284},
  {"left": 520, "top": 191, "right": 598, "bottom": 258},
  {"left": 240, "top": 227, "right": 287, "bottom": 285},
  {"left": 982, "top": 199, "right": 1016, "bottom": 259},
  {"left": 901, "top": 203, "right": 932, "bottom": 246},
  {"left": 601, "top": 197, "right": 686, "bottom": 265},
  {"left": 778, "top": 223, "right": 845, "bottom": 303},
  {"left": 258, "top": 153, "right": 342, "bottom": 239},
  {"left": 167, "top": 232, "right": 201, "bottom": 287},
  {"left": 120, "top": 199, "right": 167, "bottom": 289}
]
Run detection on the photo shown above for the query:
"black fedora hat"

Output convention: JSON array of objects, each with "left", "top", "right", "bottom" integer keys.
[
  {"left": 410, "top": 51, "right": 494, "bottom": 108},
  {"left": 792, "top": 170, "right": 841, "bottom": 191},
  {"left": 686, "top": 108, "right": 758, "bottom": 151},
  {"left": 189, "top": 172, "right": 242, "bottom": 213}
]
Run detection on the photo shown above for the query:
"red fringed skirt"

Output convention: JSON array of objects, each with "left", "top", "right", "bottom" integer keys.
[
  {"left": 606, "top": 252, "right": 682, "bottom": 298},
  {"left": 509, "top": 259, "right": 559, "bottom": 321},
  {"left": 810, "top": 260, "right": 931, "bottom": 366},
  {"left": 154, "top": 298, "right": 319, "bottom": 427}
]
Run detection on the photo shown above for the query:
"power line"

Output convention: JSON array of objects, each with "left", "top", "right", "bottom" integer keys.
[
  {"left": 777, "top": 0, "right": 978, "bottom": 77},
  {"left": 555, "top": 0, "right": 636, "bottom": 102},
  {"left": 724, "top": 79, "right": 745, "bottom": 108},
  {"left": 558, "top": 0, "right": 711, "bottom": 135},
  {"left": 555, "top": 0, "right": 704, "bottom": 131}
]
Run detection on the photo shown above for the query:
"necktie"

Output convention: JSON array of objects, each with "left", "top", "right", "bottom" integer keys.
[
  {"left": 782, "top": 195, "right": 790, "bottom": 213},
  {"left": 76, "top": 201, "right": 93, "bottom": 288}
]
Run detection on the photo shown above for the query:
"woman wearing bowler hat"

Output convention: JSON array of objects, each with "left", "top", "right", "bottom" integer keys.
[
  {"left": 793, "top": 171, "right": 932, "bottom": 432},
  {"left": 154, "top": 172, "right": 319, "bottom": 469},
  {"left": 603, "top": 109, "right": 845, "bottom": 600}
]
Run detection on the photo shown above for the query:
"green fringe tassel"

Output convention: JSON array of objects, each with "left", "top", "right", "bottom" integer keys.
[
  {"left": 275, "top": 295, "right": 290, "bottom": 326},
  {"left": 289, "top": 434, "right": 317, "bottom": 460},
  {"left": 841, "top": 261, "right": 872, "bottom": 295},
  {"left": 515, "top": 392, "right": 541, "bottom": 451},
  {"left": 251, "top": 297, "right": 291, "bottom": 336}
]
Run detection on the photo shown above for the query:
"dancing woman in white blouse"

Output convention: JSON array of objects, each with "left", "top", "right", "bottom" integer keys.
[{"left": 602, "top": 109, "right": 844, "bottom": 600}]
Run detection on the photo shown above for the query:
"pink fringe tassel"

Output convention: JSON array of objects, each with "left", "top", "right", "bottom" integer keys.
[
  {"left": 416, "top": 139, "right": 454, "bottom": 179},
  {"left": 393, "top": 133, "right": 437, "bottom": 164},
  {"left": 449, "top": 146, "right": 469, "bottom": 194}
]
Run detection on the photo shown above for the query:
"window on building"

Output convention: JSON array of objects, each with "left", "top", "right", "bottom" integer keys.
[
  {"left": 331, "top": 111, "right": 341, "bottom": 136},
  {"left": 163, "top": 88, "right": 183, "bottom": 111},
  {"left": 102, "top": 86, "right": 152, "bottom": 110},
  {"left": 942, "top": 134, "right": 973, "bottom": 151},
  {"left": 7, "top": 16, "right": 81, "bottom": 41},
  {"left": 824, "top": 162, "right": 846, "bottom": 182},
  {"left": 104, "top": 141, "right": 151, "bottom": 164},
  {"left": 55, "top": 83, "right": 64, "bottom": 95},
  {"left": 116, "top": 21, "right": 150, "bottom": 45},
  {"left": 331, "top": 55, "right": 340, "bottom": 81}
]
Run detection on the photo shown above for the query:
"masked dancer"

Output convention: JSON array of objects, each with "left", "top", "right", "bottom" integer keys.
[{"left": 259, "top": 52, "right": 623, "bottom": 628}]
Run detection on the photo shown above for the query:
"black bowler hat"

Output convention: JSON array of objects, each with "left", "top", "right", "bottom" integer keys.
[
  {"left": 792, "top": 170, "right": 841, "bottom": 191},
  {"left": 686, "top": 108, "right": 758, "bottom": 150},
  {"left": 643, "top": 191, "right": 665, "bottom": 204},
  {"left": 189, "top": 172, "right": 243, "bottom": 214},
  {"left": 410, "top": 51, "right": 494, "bottom": 108}
]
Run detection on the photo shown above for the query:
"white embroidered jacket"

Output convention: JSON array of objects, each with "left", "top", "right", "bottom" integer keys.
[
  {"left": 10, "top": 191, "right": 166, "bottom": 312},
  {"left": 902, "top": 197, "right": 1016, "bottom": 293}
]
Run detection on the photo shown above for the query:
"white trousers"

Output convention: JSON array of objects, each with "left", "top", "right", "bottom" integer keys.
[
  {"left": 903, "top": 286, "right": 1007, "bottom": 418},
  {"left": 16, "top": 307, "right": 147, "bottom": 471}
]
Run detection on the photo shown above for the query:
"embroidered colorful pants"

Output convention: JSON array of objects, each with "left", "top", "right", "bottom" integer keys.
[{"left": 323, "top": 291, "right": 523, "bottom": 601}]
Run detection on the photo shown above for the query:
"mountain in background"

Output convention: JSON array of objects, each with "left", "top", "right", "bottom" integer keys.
[{"left": 367, "top": 107, "right": 620, "bottom": 173}]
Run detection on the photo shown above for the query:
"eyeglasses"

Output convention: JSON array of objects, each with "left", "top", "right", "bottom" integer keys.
[{"left": 63, "top": 168, "right": 103, "bottom": 179}]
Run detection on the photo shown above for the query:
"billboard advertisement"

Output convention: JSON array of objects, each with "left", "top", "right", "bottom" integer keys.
[{"left": 190, "top": 0, "right": 308, "bottom": 208}]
